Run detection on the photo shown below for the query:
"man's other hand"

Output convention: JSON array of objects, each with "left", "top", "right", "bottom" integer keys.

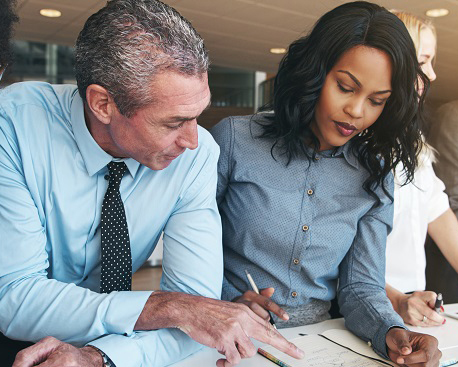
[{"left": 12, "top": 336, "right": 103, "bottom": 367}]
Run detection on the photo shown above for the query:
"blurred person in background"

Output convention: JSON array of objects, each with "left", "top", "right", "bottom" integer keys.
[
  {"left": 0, "top": 0, "right": 19, "bottom": 81},
  {"left": 385, "top": 11, "right": 458, "bottom": 326},
  {"left": 425, "top": 99, "right": 458, "bottom": 304}
]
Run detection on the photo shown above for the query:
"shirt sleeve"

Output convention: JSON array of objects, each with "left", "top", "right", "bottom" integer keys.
[
  {"left": 0, "top": 110, "right": 222, "bottom": 366},
  {"left": 337, "top": 173, "right": 406, "bottom": 359},
  {"left": 90, "top": 132, "right": 224, "bottom": 367},
  {"left": 0, "top": 112, "right": 151, "bottom": 346}
]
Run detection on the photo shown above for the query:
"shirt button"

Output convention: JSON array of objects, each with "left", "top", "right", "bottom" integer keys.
[
  {"left": 291, "top": 291, "right": 298, "bottom": 298},
  {"left": 307, "top": 189, "right": 314, "bottom": 195},
  {"left": 302, "top": 225, "right": 309, "bottom": 232},
  {"left": 104, "top": 174, "right": 110, "bottom": 180},
  {"left": 293, "top": 258, "right": 299, "bottom": 265}
]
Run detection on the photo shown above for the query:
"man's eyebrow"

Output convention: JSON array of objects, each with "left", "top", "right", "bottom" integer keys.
[
  {"left": 169, "top": 99, "right": 212, "bottom": 122},
  {"left": 337, "top": 70, "right": 391, "bottom": 95}
]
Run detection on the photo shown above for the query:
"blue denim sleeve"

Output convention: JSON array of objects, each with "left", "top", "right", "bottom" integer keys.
[{"left": 338, "top": 173, "right": 406, "bottom": 359}]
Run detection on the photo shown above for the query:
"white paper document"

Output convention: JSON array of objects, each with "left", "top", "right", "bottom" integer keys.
[{"left": 260, "top": 329, "right": 393, "bottom": 367}]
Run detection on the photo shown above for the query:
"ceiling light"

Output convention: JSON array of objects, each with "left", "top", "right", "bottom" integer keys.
[
  {"left": 425, "top": 8, "right": 449, "bottom": 18},
  {"left": 270, "top": 47, "right": 286, "bottom": 54},
  {"left": 40, "top": 9, "right": 62, "bottom": 18}
]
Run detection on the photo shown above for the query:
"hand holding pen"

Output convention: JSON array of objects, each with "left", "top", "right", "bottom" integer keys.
[
  {"left": 394, "top": 290, "right": 445, "bottom": 327},
  {"left": 231, "top": 270, "right": 290, "bottom": 327},
  {"left": 245, "top": 270, "right": 278, "bottom": 329}
]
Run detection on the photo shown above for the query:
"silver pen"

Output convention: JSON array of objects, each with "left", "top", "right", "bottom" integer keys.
[
  {"left": 435, "top": 293, "right": 443, "bottom": 313},
  {"left": 245, "top": 269, "right": 277, "bottom": 329}
]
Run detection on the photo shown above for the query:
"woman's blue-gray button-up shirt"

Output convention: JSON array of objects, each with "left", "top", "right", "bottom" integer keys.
[{"left": 211, "top": 114, "right": 405, "bottom": 359}]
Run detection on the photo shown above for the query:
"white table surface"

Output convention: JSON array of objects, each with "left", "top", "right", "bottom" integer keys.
[{"left": 171, "top": 304, "right": 458, "bottom": 367}]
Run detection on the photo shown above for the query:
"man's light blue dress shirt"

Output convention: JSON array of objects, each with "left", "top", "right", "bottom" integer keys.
[
  {"left": 211, "top": 115, "right": 405, "bottom": 359},
  {"left": 0, "top": 82, "right": 223, "bottom": 367}
]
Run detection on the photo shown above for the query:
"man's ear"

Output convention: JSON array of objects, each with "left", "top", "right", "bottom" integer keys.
[{"left": 85, "top": 84, "right": 117, "bottom": 125}]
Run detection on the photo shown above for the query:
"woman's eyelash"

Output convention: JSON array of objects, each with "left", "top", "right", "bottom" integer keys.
[
  {"left": 337, "top": 81, "right": 386, "bottom": 106},
  {"left": 337, "top": 82, "right": 352, "bottom": 93},
  {"left": 369, "top": 99, "right": 384, "bottom": 106}
]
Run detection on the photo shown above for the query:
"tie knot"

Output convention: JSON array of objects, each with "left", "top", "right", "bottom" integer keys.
[{"left": 107, "top": 161, "right": 127, "bottom": 185}]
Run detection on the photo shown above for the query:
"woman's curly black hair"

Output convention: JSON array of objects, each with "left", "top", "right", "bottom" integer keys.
[
  {"left": 0, "top": 0, "right": 19, "bottom": 71},
  {"left": 258, "top": 1, "right": 428, "bottom": 204}
]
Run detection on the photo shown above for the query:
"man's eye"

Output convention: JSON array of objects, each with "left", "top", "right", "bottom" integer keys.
[{"left": 169, "top": 123, "right": 184, "bottom": 129}]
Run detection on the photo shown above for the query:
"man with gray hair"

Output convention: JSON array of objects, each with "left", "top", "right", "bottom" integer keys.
[{"left": 0, "top": 1, "right": 303, "bottom": 366}]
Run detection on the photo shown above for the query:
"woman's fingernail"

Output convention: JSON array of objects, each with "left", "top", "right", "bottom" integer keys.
[
  {"left": 441, "top": 306, "right": 445, "bottom": 312},
  {"left": 443, "top": 319, "right": 447, "bottom": 325}
]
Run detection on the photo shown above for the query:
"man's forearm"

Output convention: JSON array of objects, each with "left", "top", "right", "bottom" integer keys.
[
  {"left": 135, "top": 291, "right": 222, "bottom": 332},
  {"left": 134, "top": 291, "right": 183, "bottom": 330}
]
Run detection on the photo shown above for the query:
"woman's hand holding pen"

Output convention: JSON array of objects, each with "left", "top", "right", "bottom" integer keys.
[
  {"left": 393, "top": 291, "right": 445, "bottom": 326},
  {"left": 233, "top": 288, "right": 290, "bottom": 322}
]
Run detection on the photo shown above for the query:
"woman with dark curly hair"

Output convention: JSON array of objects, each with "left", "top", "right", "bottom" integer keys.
[
  {"left": 212, "top": 1, "right": 441, "bottom": 365},
  {"left": 0, "top": 0, "right": 18, "bottom": 80}
]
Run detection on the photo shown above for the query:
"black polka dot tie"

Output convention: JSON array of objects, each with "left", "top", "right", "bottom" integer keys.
[{"left": 100, "top": 161, "right": 132, "bottom": 293}]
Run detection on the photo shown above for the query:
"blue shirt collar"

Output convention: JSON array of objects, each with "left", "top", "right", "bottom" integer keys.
[
  {"left": 308, "top": 142, "right": 359, "bottom": 169},
  {"left": 343, "top": 142, "right": 360, "bottom": 169},
  {"left": 331, "top": 143, "right": 360, "bottom": 170},
  {"left": 71, "top": 90, "right": 141, "bottom": 177}
]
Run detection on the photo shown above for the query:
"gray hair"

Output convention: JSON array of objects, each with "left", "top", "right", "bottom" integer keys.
[{"left": 75, "top": 0, "right": 209, "bottom": 117}]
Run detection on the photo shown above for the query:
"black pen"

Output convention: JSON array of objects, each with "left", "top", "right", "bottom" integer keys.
[
  {"left": 435, "top": 293, "right": 443, "bottom": 313},
  {"left": 245, "top": 270, "right": 277, "bottom": 329}
]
